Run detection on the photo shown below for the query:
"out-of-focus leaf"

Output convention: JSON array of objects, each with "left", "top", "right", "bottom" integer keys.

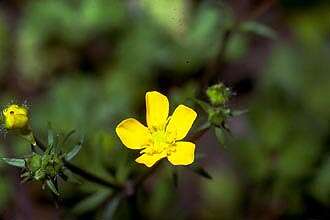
[
  {"left": 171, "top": 4, "right": 222, "bottom": 71},
  {"left": 62, "top": 130, "right": 75, "bottom": 145},
  {"left": 277, "top": 138, "right": 320, "bottom": 180},
  {"left": 225, "top": 34, "right": 248, "bottom": 60},
  {"left": 146, "top": 173, "right": 175, "bottom": 219},
  {"left": 240, "top": 21, "right": 277, "bottom": 39},
  {"left": 188, "top": 164, "right": 212, "bottom": 180},
  {"left": 201, "top": 172, "right": 241, "bottom": 219},
  {"left": 0, "top": 15, "right": 9, "bottom": 75},
  {"left": 1, "top": 158, "right": 25, "bottom": 168},
  {"left": 193, "top": 98, "right": 211, "bottom": 113},
  {"left": 140, "top": 0, "right": 187, "bottom": 37},
  {"left": 214, "top": 127, "right": 226, "bottom": 146},
  {"left": 63, "top": 169, "right": 82, "bottom": 184},
  {"left": 0, "top": 176, "right": 10, "bottom": 209},
  {"left": 80, "top": 0, "right": 125, "bottom": 31},
  {"left": 230, "top": 109, "right": 248, "bottom": 116},
  {"left": 73, "top": 190, "right": 111, "bottom": 214},
  {"left": 65, "top": 137, "right": 84, "bottom": 161},
  {"left": 310, "top": 157, "right": 330, "bottom": 204},
  {"left": 170, "top": 82, "right": 198, "bottom": 106},
  {"left": 48, "top": 123, "right": 54, "bottom": 147},
  {"left": 290, "top": 7, "right": 330, "bottom": 47},
  {"left": 103, "top": 195, "right": 121, "bottom": 219}
]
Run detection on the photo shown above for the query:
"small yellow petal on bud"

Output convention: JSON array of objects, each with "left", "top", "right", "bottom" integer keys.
[{"left": 2, "top": 104, "right": 29, "bottom": 130}]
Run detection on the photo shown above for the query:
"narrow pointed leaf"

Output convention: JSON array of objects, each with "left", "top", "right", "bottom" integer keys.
[
  {"left": 1, "top": 158, "right": 25, "bottom": 168},
  {"left": 230, "top": 109, "right": 248, "bottom": 116},
  {"left": 193, "top": 98, "right": 212, "bottom": 113},
  {"left": 103, "top": 195, "right": 121, "bottom": 220},
  {"left": 63, "top": 169, "right": 83, "bottom": 184},
  {"left": 188, "top": 164, "right": 212, "bottom": 180},
  {"left": 214, "top": 127, "right": 226, "bottom": 146},
  {"left": 73, "top": 190, "right": 111, "bottom": 214},
  {"left": 62, "top": 130, "right": 76, "bottom": 145},
  {"left": 240, "top": 21, "right": 277, "bottom": 39},
  {"left": 48, "top": 123, "right": 54, "bottom": 147},
  {"left": 59, "top": 172, "right": 68, "bottom": 181},
  {"left": 65, "top": 137, "right": 84, "bottom": 161},
  {"left": 21, "top": 176, "right": 31, "bottom": 183},
  {"left": 46, "top": 180, "right": 60, "bottom": 196}
]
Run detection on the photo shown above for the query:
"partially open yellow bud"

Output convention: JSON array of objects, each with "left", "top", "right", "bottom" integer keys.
[{"left": 2, "top": 104, "right": 29, "bottom": 130}]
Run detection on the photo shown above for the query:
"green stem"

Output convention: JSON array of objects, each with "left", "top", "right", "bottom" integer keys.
[{"left": 63, "top": 161, "right": 122, "bottom": 190}]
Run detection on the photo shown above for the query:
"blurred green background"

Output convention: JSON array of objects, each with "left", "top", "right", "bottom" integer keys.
[{"left": 0, "top": 0, "right": 329, "bottom": 219}]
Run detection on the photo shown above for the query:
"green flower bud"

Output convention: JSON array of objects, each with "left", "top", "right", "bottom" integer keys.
[
  {"left": 208, "top": 108, "right": 224, "bottom": 126},
  {"left": 207, "top": 107, "right": 233, "bottom": 127},
  {"left": 206, "top": 84, "right": 231, "bottom": 106},
  {"left": 28, "top": 154, "right": 43, "bottom": 173},
  {"left": 25, "top": 152, "right": 64, "bottom": 181}
]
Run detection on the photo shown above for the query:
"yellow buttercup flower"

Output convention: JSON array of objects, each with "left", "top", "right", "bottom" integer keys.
[
  {"left": 116, "top": 91, "right": 197, "bottom": 167},
  {"left": 2, "top": 104, "right": 29, "bottom": 130}
]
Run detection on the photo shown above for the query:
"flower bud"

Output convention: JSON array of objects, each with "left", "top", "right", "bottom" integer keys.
[
  {"left": 206, "top": 84, "right": 231, "bottom": 106},
  {"left": 2, "top": 104, "right": 29, "bottom": 130},
  {"left": 25, "top": 153, "right": 64, "bottom": 181}
]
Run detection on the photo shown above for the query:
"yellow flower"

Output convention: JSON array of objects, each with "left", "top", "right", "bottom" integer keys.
[
  {"left": 2, "top": 104, "right": 29, "bottom": 130},
  {"left": 116, "top": 91, "right": 197, "bottom": 167}
]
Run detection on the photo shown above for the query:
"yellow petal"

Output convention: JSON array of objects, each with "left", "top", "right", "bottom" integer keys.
[
  {"left": 146, "top": 91, "right": 169, "bottom": 129},
  {"left": 4, "top": 115, "right": 15, "bottom": 129},
  {"left": 136, "top": 153, "right": 166, "bottom": 167},
  {"left": 12, "top": 114, "right": 28, "bottom": 129},
  {"left": 116, "top": 118, "right": 151, "bottom": 149},
  {"left": 167, "top": 141, "right": 195, "bottom": 165},
  {"left": 166, "top": 105, "right": 197, "bottom": 140},
  {"left": 2, "top": 104, "right": 29, "bottom": 129},
  {"left": 3, "top": 105, "right": 27, "bottom": 116}
]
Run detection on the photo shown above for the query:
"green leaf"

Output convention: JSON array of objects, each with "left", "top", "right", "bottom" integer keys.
[
  {"left": 310, "top": 157, "right": 330, "bottom": 204},
  {"left": 188, "top": 164, "right": 212, "bottom": 180},
  {"left": 62, "top": 169, "right": 82, "bottom": 184},
  {"left": 103, "top": 195, "right": 121, "bottom": 219},
  {"left": 62, "top": 129, "right": 76, "bottom": 145},
  {"left": 240, "top": 21, "right": 277, "bottom": 39},
  {"left": 48, "top": 122, "right": 54, "bottom": 147},
  {"left": 193, "top": 98, "right": 212, "bottom": 113},
  {"left": 1, "top": 158, "right": 25, "bottom": 168},
  {"left": 140, "top": 0, "right": 186, "bottom": 37},
  {"left": 65, "top": 137, "right": 84, "bottom": 161},
  {"left": 46, "top": 180, "right": 60, "bottom": 196},
  {"left": 214, "top": 127, "right": 226, "bottom": 146},
  {"left": 230, "top": 109, "right": 248, "bottom": 116},
  {"left": 73, "top": 190, "right": 111, "bottom": 214}
]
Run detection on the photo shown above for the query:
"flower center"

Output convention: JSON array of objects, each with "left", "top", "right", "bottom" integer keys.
[{"left": 144, "top": 129, "right": 176, "bottom": 155}]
